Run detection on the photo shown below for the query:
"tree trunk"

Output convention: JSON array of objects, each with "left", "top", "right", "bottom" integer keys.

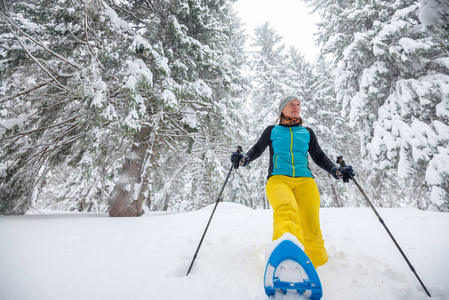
[
  {"left": 136, "top": 134, "right": 159, "bottom": 213},
  {"left": 109, "top": 125, "right": 152, "bottom": 217},
  {"left": 331, "top": 183, "right": 341, "bottom": 207},
  {"left": 136, "top": 174, "right": 150, "bottom": 215},
  {"left": 162, "top": 193, "right": 169, "bottom": 211},
  {"left": 327, "top": 173, "right": 342, "bottom": 207}
]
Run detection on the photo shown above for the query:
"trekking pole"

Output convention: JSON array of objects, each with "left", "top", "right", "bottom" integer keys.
[
  {"left": 186, "top": 146, "right": 243, "bottom": 276},
  {"left": 337, "top": 156, "right": 431, "bottom": 297}
]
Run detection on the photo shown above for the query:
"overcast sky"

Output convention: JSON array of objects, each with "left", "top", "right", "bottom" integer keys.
[{"left": 233, "top": 0, "right": 321, "bottom": 61}]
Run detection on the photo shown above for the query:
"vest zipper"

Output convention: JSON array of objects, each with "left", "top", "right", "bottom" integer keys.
[{"left": 290, "top": 127, "right": 295, "bottom": 177}]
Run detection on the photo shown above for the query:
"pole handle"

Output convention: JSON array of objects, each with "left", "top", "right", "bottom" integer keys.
[
  {"left": 336, "top": 156, "right": 347, "bottom": 167},
  {"left": 336, "top": 156, "right": 351, "bottom": 182},
  {"left": 233, "top": 145, "right": 244, "bottom": 169}
]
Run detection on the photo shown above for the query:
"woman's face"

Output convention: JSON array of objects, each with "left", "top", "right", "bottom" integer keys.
[{"left": 282, "top": 100, "right": 301, "bottom": 118}]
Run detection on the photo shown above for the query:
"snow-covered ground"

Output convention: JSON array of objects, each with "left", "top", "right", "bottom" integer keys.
[{"left": 1, "top": 203, "right": 448, "bottom": 300}]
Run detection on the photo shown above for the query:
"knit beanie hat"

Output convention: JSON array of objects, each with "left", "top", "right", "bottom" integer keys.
[{"left": 279, "top": 95, "right": 300, "bottom": 114}]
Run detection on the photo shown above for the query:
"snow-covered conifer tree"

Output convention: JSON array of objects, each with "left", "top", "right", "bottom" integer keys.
[
  {"left": 241, "top": 23, "right": 290, "bottom": 208},
  {"left": 0, "top": 0, "right": 247, "bottom": 215},
  {"left": 307, "top": 0, "right": 449, "bottom": 210},
  {"left": 114, "top": 0, "right": 248, "bottom": 213}
]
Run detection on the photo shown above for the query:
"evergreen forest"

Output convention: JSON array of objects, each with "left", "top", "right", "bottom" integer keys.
[{"left": 1, "top": 0, "right": 448, "bottom": 215}]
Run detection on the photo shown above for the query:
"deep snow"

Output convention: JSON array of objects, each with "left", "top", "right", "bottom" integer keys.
[{"left": 0, "top": 203, "right": 448, "bottom": 300}]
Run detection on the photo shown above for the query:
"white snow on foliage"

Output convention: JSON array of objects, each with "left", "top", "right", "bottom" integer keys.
[
  {"left": 430, "top": 186, "right": 447, "bottom": 206},
  {"left": 125, "top": 75, "right": 138, "bottom": 91},
  {"left": 157, "top": 56, "right": 170, "bottom": 75},
  {"left": 426, "top": 147, "right": 449, "bottom": 186},
  {"left": 91, "top": 79, "right": 107, "bottom": 108},
  {"left": 0, "top": 203, "right": 448, "bottom": 300},
  {"left": 102, "top": 2, "right": 129, "bottom": 31},
  {"left": 161, "top": 90, "right": 177, "bottom": 109},
  {"left": 181, "top": 104, "right": 197, "bottom": 128},
  {"left": 419, "top": 0, "right": 449, "bottom": 35},
  {"left": 124, "top": 59, "right": 153, "bottom": 91},
  {"left": 0, "top": 110, "right": 36, "bottom": 139}
]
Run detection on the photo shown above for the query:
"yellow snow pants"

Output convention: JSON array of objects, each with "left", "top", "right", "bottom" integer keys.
[{"left": 266, "top": 175, "right": 328, "bottom": 267}]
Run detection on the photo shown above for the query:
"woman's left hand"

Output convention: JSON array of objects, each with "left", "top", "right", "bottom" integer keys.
[{"left": 331, "top": 165, "right": 355, "bottom": 182}]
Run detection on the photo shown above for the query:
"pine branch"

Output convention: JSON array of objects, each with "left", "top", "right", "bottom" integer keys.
[
  {"left": 0, "top": 12, "right": 83, "bottom": 70},
  {"left": 2, "top": 117, "right": 78, "bottom": 141},
  {"left": 0, "top": 83, "right": 48, "bottom": 104},
  {"left": 84, "top": 0, "right": 105, "bottom": 72},
  {"left": 0, "top": 17, "right": 67, "bottom": 90},
  {"left": 109, "top": 1, "right": 146, "bottom": 25}
]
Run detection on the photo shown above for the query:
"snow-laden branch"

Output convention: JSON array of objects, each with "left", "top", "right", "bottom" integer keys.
[
  {"left": 2, "top": 23, "right": 66, "bottom": 90},
  {"left": 0, "top": 83, "right": 48, "bottom": 104},
  {"left": 0, "top": 12, "right": 84, "bottom": 70},
  {"left": 84, "top": 0, "right": 105, "bottom": 72}
]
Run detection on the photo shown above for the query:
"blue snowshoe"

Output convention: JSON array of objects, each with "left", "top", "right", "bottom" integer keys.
[{"left": 264, "top": 239, "right": 323, "bottom": 299}]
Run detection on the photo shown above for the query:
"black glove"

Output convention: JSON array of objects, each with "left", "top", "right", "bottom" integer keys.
[
  {"left": 331, "top": 165, "right": 355, "bottom": 183},
  {"left": 231, "top": 151, "right": 242, "bottom": 163},
  {"left": 231, "top": 152, "right": 250, "bottom": 169}
]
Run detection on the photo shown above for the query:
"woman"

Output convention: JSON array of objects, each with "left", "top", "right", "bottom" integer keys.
[{"left": 231, "top": 95, "right": 354, "bottom": 267}]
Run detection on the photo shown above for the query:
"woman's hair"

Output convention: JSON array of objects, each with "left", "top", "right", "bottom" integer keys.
[{"left": 276, "top": 113, "right": 303, "bottom": 125}]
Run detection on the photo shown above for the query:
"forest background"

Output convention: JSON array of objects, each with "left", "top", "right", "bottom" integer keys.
[{"left": 0, "top": 0, "right": 448, "bottom": 216}]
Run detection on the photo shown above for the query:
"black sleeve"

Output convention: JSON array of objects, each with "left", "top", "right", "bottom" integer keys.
[
  {"left": 306, "top": 127, "right": 336, "bottom": 174},
  {"left": 245, "top": 125, "right": 274, "bottom": 161}
]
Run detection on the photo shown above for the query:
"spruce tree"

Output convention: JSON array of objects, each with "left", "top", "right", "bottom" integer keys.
[
  {"left": 307, "top": 0, "right": 449, "bottom": 210},
  {"left": 0, "top": 0, "right": 247, "bottom": 215}
]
